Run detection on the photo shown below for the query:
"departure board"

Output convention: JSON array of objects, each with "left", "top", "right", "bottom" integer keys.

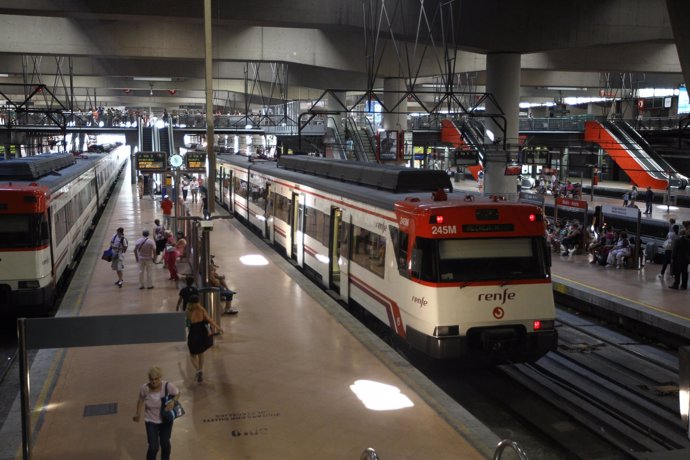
[
  {"left": 185, "top": 152, "right": 206, "bottom": 172},
  {"left": 136, "top": 151, "right": 167, "bottom": 172}
]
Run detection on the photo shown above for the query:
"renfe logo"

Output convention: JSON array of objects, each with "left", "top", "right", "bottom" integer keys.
[
  {"left": 412, "top": 296, "right": 428, "bottom": 307},
  {"left": 477, "top": 288, "right": 516, "bottom": 305}
]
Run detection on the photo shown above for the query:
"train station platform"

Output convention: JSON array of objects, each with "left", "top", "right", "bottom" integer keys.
[{"left": 0, "top": 166, "right": 498, "bottom": 459}]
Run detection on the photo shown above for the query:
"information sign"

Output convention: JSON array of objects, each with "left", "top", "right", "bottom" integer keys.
[
  {"left": 136, "top": 151, "right": 167, "bottom": 172},
  {"left": 601, "top": 204, "right": 640, "bottom": 219},
  {"left": 454, "top": 149, "right": 479, "bottom": 166},
  {"left": 185, "top": 152, "right": 207, "bottom": 172}
]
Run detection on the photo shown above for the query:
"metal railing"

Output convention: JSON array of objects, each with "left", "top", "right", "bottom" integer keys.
[
  {"left": 360, "top": 447, "right": 379, "bottom": 460},
  {"left": 493, "top": 439, "right": 529, "bottom": 460}
]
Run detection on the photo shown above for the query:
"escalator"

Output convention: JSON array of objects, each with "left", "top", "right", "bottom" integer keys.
[
  {"left": 346, "top": 117, "right": 376, "bottom": 162},
  {"left": 584, "top": 120, "right": 688, "bottom": 189},
  {"left": 440, "top": 118, "right": 485, "bottom": 179}
]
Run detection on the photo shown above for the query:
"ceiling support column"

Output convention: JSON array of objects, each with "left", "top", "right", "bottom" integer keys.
[{"left": 485, "top": 53, "right": 521, "bottom": 197}]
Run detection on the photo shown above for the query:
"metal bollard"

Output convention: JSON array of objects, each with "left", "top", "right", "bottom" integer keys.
[
  {"left": 198, "top": 286, "right": 222, "bottom": 328},
  {"left": 680, "top": 346, "right": 690, "bottom": 438}
]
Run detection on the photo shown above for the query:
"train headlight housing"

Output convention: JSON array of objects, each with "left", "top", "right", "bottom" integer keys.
[
  {"left": 434, "top": 325, "right": 459, "bottom": 337},
  {"left": 18, "top": 280, "right": 40, "bottom": 289},
  {"left": 533, "top": 320, "right": 554, "bottom": 331}
]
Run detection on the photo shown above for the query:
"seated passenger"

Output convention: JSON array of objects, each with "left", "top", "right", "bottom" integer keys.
[
  {"left": 588, "top": 225, "right": 615, "bottom": 264},
  {"left": 208, "top": 268, "right": 238, "bottom": 315},
  {"left": 561, "top": 222, "right": 582, "bottom": 256},
  {"left": 550, "top": 221, "right": 567, "bottom": 253},
  {"left": 606, "top": 232, "right": 630, "bottom": 268}
]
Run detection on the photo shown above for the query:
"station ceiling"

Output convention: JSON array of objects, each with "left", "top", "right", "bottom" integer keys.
[{"left": 0, "top": 0, "right": 688, "bottom": 112}]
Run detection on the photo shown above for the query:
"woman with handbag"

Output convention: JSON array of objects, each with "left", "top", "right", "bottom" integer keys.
[
  {"left": 132, "top": 366, "right": 180, "bottom": 460},
  {"left": 186, "top": 295, "right": 223, "bottom": 383}
]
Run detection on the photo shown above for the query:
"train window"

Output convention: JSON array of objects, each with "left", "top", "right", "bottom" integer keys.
[
  {"left": 351, "top": 225, "right": 385, "bottom": 278},
  {"left": 304, "top": 206, "right": 329, "bottom": 247},
  {"left": 273, "top": 193, "right": 290, "bottom": 223},
  {"left": 415, "top": 237, "right": 546, "bottom": 282},
  {"left": 0, "top": 214, "right": 49, "bottom": 249}
]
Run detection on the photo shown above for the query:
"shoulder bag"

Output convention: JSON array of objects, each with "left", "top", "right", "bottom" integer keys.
[{"left": 160, "top": 382, "right": 185, "bottom": 423}]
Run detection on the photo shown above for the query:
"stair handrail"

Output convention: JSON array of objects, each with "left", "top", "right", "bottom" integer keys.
[
  {"left": 493, "top": 439, "right": 529, "bottom": 460},
  {"left": 346, "top": 116, "right": 368, "bottom": 162}
]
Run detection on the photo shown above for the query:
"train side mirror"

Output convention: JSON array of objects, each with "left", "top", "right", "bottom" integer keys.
[{"left": 41, "top": 222, "right": 49, "bottom": 241}]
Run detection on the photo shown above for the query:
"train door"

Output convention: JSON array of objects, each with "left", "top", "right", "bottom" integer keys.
[
  {"left": 264, "top": 182, "right": 273, "bottom": 239},
  {"left": 218, "top": 167, "right": 226, "bottom": 209},
  {"left": 333, "top": 211, "right": 351, "bottom": 300},
  {"left": 328, "top": 207, "right": 342, "bottom": 292},
  {"left": 228, "top": 170, "right": 235, "bottom": 215},
  {"left": 290, "top": 192, "right": 304, "bottom": 266}
]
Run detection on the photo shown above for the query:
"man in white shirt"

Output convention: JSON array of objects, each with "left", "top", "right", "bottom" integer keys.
[{"left": 134, "top": 230, "right": 157, "bottom": 289}]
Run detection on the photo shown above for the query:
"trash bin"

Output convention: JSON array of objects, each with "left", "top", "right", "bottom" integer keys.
[{"left": 198, "top": 286, "right": 222, "bottom": 327}]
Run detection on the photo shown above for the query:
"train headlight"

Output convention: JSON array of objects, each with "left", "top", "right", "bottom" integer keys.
[
  {"left": 533, "top": 320, "right": 554, "bottom": 331},
  {"left": 434, "top": 325, "right": 459, "bottom": 337},
  {"left": 18, "top": 280, "right": 40, "bottom": 289}
]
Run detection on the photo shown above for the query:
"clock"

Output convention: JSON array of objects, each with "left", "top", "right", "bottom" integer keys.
[{"left": 170, "top": 154, "right": 183, "bottom": 168}]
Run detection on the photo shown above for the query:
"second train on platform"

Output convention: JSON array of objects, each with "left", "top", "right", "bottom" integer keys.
[{"left": 215, "top": 154, "right": 557, "bottom": 363}]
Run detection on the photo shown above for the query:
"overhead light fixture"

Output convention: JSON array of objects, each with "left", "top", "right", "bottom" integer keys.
[
  {"left": 133, "top": 77, "right": 172, "bottom": 82},
  {"left": 546, "top": 87, "right": 588, "bottom": 91},
  {"left": 0, "top": 73, "right": 9, "bottom": 78}
]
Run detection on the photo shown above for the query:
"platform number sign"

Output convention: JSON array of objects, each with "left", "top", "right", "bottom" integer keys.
[
  {"left": 185, "top": 152, "right": 207, "bottom": 172},
  {"left": 136, "top": 151, "right": 167, "bottom": 172}
]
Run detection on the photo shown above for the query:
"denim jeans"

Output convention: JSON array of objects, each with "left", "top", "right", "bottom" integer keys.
[{"left": 145, "top": 421, "right": 173, "bottom": 460}]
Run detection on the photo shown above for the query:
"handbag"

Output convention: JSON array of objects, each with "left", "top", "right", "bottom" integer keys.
[
  {"left": 160, "top": 382, "right": 185, "bottom": 423},
  {"left": 101, "top": 248, "right": 113, "bottom": 262}
]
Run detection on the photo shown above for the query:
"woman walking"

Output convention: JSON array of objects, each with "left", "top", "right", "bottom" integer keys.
[
  {"left": 186, "top": 295, "right": 223, "bottom": 383},
  {"left": 132, "top": 366, "right": 180, "bottom": 460},
  {"left": 162, "top": 230, "right": 178, "bottom": 280}
]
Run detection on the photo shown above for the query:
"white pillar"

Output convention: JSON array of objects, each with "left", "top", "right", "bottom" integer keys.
[
  {"left": 382, "top": 78, "right": 408, "bottom": 131},
  {"left": 327, "top": 90, "right": 347, "bottom": 132},
  {"left": 485, "top": 53, "right": 521, "bottom": 197}
]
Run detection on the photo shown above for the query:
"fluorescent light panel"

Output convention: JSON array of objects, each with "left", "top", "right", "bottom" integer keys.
[{"left": 133, "top": 77, "right": 172, "bottom": 82}]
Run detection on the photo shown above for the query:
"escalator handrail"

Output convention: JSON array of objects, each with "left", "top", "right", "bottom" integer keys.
[{"left": 613, "top": 120, "right": 675, "bottom": 171}]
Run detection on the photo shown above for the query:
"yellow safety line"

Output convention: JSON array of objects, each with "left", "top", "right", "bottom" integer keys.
[{"left": 552, "top": 274, "right": 690, "bottom": 322}]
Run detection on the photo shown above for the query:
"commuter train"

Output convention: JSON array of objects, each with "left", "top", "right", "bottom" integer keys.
[
  {"left": 0, "top": 147, "right": 128, "bottom": 316},
  {"left": 215, "top": 154, "right": 557, "bottom": 363}
]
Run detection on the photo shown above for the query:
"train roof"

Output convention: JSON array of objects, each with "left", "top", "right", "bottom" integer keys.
[
  {"left": 217, "top": 154, "right": 536, "bottom": 213},
  {"left": 276, "top": 155, "right": 452, "bottom": 193},
  {"left": 0, "top": 152, "right": 110, "bottom": 193}
]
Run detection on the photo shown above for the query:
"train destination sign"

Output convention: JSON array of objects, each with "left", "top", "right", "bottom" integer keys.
[
  {"left": 136, "top": 151, "right": 167, "bottom": 172},
  {"left": 185, "top": 152, "right": 207, "bottom": 172}
]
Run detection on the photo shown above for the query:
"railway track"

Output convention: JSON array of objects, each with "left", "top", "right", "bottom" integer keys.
[{"left": 441, "top": 308, "right": 690, "bottom": 459}]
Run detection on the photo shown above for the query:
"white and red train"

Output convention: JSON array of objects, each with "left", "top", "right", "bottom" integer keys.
[
  {"left": 0, "top": 148, "right": 127, "bottom": 316},
  {"left": 215, "top": 154, "right": 557, "bottom": 362}
]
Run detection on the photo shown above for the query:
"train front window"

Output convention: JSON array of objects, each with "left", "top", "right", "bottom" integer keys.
[
  {"left": 417, "top": 237, "right": 546, "bottom": 282},
  {"left": 0, "top": 214, "right": 49, "bottom": 249}
]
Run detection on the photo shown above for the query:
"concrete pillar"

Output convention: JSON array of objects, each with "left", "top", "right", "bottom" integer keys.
[
  {"left": 382, "top": 78, "right": 408, "bottom": 131},
  {"left": 484, "top": 53, "right": 521, "bottom": 197},
  {"left": 667, "top": 1, "right": 690, "bottom": 91},
  {"left": 327, "top": 90, "right": 346, "bottom": 134},
  {"left": 486, "top": 53, "right": 521, "bottom": 149}
]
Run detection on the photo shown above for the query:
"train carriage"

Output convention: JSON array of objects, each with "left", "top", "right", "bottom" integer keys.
[
  {"left": 0, "top": 148, "right": 127, "bottom": 315},
  {"left": 216, "top": 154, "right": 557, "bottom": 363}
]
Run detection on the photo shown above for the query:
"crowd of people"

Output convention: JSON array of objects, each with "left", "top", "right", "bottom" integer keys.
[{"left": 547, "top": 216, "right": 690, "bottom": 286}]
